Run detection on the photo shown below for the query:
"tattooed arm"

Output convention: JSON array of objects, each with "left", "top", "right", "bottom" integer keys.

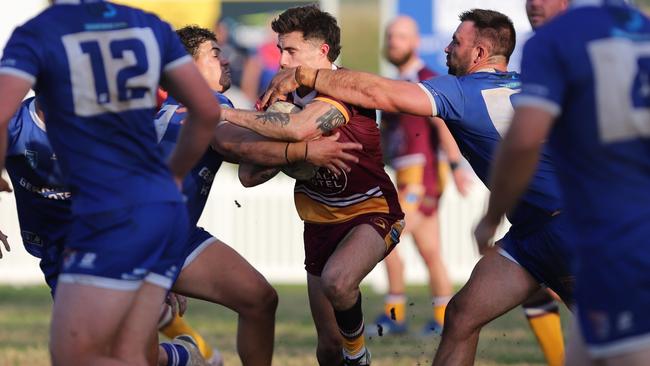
[{"left": 220, "top": 100, "right": 348, "bottom": 142}]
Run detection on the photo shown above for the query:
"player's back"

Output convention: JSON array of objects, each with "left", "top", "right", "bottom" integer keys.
[
  {"left": 420, "top": 72, "right": 563, "bottom": 227},
  {"left": 5, "top": 97, "right": 71, "bottom": 258},
  {"left": 154, "top": 92, "right": 230, "bottom": 226},
  {"left": 519, "top": 1, "right": 650, "bottom": 247},
  {"left": 0, "top": 0, "right": 191, "bottom": 214}
]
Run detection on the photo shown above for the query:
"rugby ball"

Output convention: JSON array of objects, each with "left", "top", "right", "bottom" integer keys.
[{"left": 265, "top": 101, "right": 318, "bottom": 181}]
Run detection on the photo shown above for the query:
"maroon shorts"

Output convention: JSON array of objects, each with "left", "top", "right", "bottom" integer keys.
[{"left": 303, "top": 213, "right": 405, "bottom": 276}]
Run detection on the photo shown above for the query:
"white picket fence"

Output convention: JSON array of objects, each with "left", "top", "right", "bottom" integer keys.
[{"left": 0, "top": 165, "right": 510, "bottom": 291}]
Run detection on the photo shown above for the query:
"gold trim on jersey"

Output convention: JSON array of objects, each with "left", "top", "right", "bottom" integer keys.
[
  {"left": 314, "top": 96, "right": 351, "bottom": 123},
  {"left": 295, "top": 193, "right": 390, "bottom": 224}
]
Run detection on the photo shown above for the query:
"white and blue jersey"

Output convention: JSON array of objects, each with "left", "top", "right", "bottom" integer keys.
[
  {"left": 516, "top": 0, "right": 650, "bottom": 356},
  {"left": 0, "top": 0, "right": 194, "bottom": 290},
  {"left": 419, "top": 72, "right": 574, "bottom": 303},
  {"left": 420, "top": 72, "right": 563, "bottom": 229},
  {"left": 154, "top": 92, "right": 231, "bottom": 227},
  {"left": 6, "top": 97, "right": 69, "bottom": 292},
  {"left": 0, "top": 0, "right": 191, "bottom": 214},
  {"left": 154, "top": 92, "right": 232, "bottom": 266}
]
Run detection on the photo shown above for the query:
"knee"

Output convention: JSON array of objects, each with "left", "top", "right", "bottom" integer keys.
[
  {"left": 443, "top": 295, "right": 478, "bottom": 336},
  {"left": 320, "top": 270, "right": 355, "bottom": 306}
]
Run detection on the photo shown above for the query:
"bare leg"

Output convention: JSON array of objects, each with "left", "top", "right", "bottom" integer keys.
[
  {"left": 50, "top": 281, "right": 167, "bottom": 366},
  {"left": 411, "top": 211, "right": 453, "bottom": 297},
  {"left": 307, "top": 273, "right": 344, "bottom": 366},
  {"left": 432, "top": 251, "right": 540, "bottom": 366},
  {"left": 172, "top": 239, "right": 277, "bottom": 366}
]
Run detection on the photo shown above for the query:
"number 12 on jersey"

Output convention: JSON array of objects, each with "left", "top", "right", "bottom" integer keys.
[{"left": 62, "top": 27, "right": 161, "bottom": 116}]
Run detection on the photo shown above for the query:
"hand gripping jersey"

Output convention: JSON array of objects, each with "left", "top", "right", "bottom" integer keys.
[
  {"left": 0, "top": 0, "right": 192, "bottom": 214},
  {"left": 154, "top": 92, "right": 231, "bottom": 226},
  {"left": 5, "top": 98, "right": 69, "bottom": 290},
  {"left": 288, "top": 90, "right": 403, "bottom": 224},
  {"left": 419, "top": 72, "right": 563, "bottom": 231},
  {"left": 515, "top": 0, "right": 650, "bottom": 354}
]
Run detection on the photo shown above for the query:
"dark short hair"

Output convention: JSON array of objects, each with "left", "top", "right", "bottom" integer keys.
[
  {"left": 271, "top": 4, "right": 341, "bottom": 62},
  {"left": 176, "top": 25, "right": 218, "bottom": 57},
  {"left": 459, "top": 9, "right": 516, "bottom": 61}
]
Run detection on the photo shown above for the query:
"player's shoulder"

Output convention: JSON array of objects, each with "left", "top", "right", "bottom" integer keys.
[{"left": 214, "top": 92, "right": 234, "bottom": 108}]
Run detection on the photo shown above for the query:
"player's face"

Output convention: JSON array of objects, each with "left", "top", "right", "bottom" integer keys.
[
  {"left": 526, "top": 0, "right": 568, "bottom": 30},
  {"left": 444, "top": 21, "right": 477, "bottom": 76},
  {"left": 384, "top": 22, "right": 417, "bottom": 67},
  {"left": 278, "top": 31, "right": 330, "bottom": 70},
  {"left": 195, "top": 40, "right": 231, "bottom": 93}
]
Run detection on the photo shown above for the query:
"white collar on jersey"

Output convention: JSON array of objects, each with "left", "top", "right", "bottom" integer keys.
[
  {"left": 28, "top": 99, "right": 46, "bottom": 132},
  {"left": 291, "top": 63, "right": 338, "bottom": 108},
  {"left": 571, "top": 0, "right": 629, "bottom": 8},
  {"left": 53, "top": 0, "right": 104, "bottom": 4},
  {"left": 398, "top": 58, "right": 426, "bottom": 82}
]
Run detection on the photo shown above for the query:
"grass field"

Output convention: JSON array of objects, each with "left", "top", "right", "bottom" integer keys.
[{"left": 0, "top": 284, "right": 570, "bottom": 366}]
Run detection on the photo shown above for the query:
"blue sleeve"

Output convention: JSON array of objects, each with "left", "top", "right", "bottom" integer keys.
[
  {"left": 418, "top": 75, "right": 464, "bottom": 120},
  {"left": 0, "top": 25, "right": 43, "bottom": 85},
  {"left": 513, "top": 30, "right": 566, "bottom": 117},
  {"left": 216, "top": 93, "right": 234, "bottom": 108},
  {"left": 6, "top": 102, "right": 29, "bottom": 156}
]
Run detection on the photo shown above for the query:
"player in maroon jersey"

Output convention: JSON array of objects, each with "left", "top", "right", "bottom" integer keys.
[
  {"left": 375, "top": 15, "right": 470, "bottom": 336},
  {"left": 220, "top": 5, "right": 404, "bottom": 365}
]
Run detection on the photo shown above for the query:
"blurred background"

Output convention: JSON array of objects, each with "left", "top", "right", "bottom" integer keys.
[{"left": 2, "top": 0, "right": 649, "bottom": 289}]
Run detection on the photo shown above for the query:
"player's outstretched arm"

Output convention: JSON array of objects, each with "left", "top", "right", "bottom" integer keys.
[
  {"left": 261, "top": 67, "right": 433, "bottom": 116},
  {"left": 0, "top": 75, "right": 31, "bottom": 185},
  {"left": 221, "top": 100, "right": 348, "bottom": 142},
  {"left": 475, "top": 106, "right": 555, "bottom": 253},
  {"left": 161, "top": 62, "right": 222, "bottom": 184},
  {"left": 213, "top": 123, "right": 360, "bottom": 174}
]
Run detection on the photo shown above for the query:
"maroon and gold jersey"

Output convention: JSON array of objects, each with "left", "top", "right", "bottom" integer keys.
[
  {"left": 288, "top": 90, "right": 403, "bottom": 224},
  {"left": 381, "top": 64, "right": 441, "bottom": 215}
]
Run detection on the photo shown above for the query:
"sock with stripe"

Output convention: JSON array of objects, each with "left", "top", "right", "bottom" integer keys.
[
  {"left": 159, "top": 307, "right": 214, "bottom": 359},
  {"left": 384, "top": 293, "right": 406, "bottom": 324},
  {"left": 523, "top": 299, "right": 564, "bottom": 366},
  {"left": 334, "top": 293, "right": 366, "bottom": 359},
  {"left": 160, "top": 342, "right": 190, "bottom": 366},
  {"left": 432, "top": 295, "right": 452, "bottom": 325}
]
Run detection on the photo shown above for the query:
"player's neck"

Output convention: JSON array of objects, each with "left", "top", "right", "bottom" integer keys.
[
  {"left": 35, "top": 98, "right": 46, "bottom": 124},
  {"left": 468, "top": 56, "right": 508, "bottom": 74}
]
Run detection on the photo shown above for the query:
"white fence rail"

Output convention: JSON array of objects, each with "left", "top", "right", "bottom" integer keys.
[{"left": 0, "top": 165, "right": 508, "bottom": 290}]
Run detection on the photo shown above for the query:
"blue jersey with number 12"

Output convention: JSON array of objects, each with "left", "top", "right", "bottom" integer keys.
[
  {"left": 0, "top": 0, "right": 192, "bottom": 214},
  {"left": 515, "top": 0, "right": 650, "bottom": 250}
]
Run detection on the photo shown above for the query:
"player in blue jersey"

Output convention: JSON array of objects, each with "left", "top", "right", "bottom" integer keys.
[
  {"left": 0, "top": 95, "right": 223, "bottom": 366},
  {"left": 259, "top": 8, "right": 576, "bottom": 366},
  {"left": 157, "top": 25, "right": 362, "bottom": 366},
  {"left": 476, "top": 1, "right": 650, "bottom": 364},
  {"left": 0, "top": 1, "right": 221, "bottom": 365}
]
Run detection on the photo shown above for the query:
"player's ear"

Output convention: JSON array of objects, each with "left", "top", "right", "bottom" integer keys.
[
  {"left": 475, "top": 43, "right": 488, "bottom": 62},
  {"left": 320, "top": 43, "right": 330, "bottom": 59}
]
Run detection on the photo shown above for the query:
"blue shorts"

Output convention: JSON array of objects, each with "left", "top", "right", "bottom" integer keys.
[
  {"left": 498, "top": 212, "right": 575, "bottom": 305},
  {"left": 20, "top": 225, "right": 68, "bottom": 296},
  {"left": 58, "top": 202, "right": 189, "bottom": 291},
  {"left": 574, "top": 239, "right": 650, "bottom": 358},
  {"left": 181, "top": 227, "right": 216, "bottom": 269}
]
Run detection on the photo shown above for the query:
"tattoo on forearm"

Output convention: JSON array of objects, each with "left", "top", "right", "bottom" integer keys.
[
  {"left": 316, "top": 107, "right": 346, "bottom": 133},
  {"left": 255, "top": 113, "right": 290, "bottom": 127}
]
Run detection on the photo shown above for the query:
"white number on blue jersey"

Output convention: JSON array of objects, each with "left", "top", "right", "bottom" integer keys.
[
  {"left": 588, "top": 38, "right": 650, "bottom": 143},
  {"left": 62, "top": 28, "right": 161, "bottom": 116},
  {"left": 481, "top": 87, "right": 518, "bottom": 136},
  {"left": 153, "top": 104, "right": 179, "bottom": 142}
]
